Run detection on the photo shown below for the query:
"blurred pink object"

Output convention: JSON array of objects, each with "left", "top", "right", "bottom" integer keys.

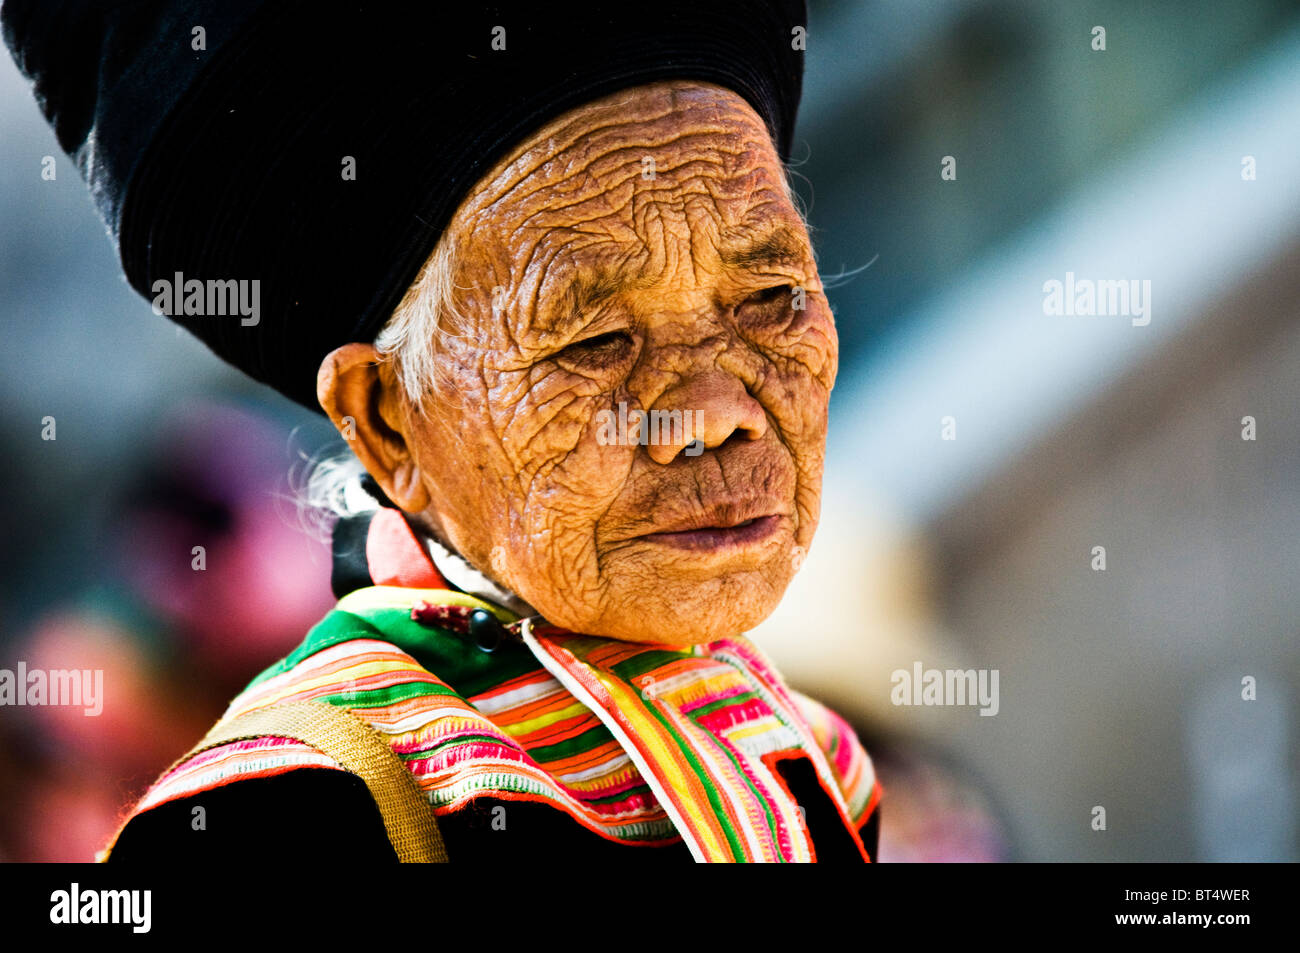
[
  {"left": 875, "top": 750, "right": 1010, "bottom": 862},
  {"left": 116, "top": 400, "right": 336, "bottom": 683}
]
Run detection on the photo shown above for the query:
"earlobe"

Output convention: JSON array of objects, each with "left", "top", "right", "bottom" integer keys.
[{"left": 316, "top": 343, "right": 431, "bottom": 513}]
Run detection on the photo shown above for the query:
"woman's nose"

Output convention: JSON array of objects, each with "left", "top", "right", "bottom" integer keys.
[{"left": 644, "top": 371, "right": 767, "bottom": 465}]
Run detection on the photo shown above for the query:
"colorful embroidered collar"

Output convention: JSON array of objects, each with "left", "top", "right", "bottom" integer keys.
[{"left": 123, "top": 505, "right": 879, "bottom": 862}]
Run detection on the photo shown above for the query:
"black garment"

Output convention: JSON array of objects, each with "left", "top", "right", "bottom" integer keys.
[
  {"left": 108, "top": 763, "right": 878, "bottom": 863},
  {"left": 1, "top": 0, "right": 806, "bottom": 412}
]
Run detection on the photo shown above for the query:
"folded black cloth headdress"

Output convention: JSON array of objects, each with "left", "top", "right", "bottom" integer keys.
[{"left": 2, "top": 0, "right": 806, "bottom": 412}]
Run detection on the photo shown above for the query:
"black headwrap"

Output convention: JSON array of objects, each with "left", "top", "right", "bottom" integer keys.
[{"left": 2, "top": 0, "right": 807, "bottom": 412}]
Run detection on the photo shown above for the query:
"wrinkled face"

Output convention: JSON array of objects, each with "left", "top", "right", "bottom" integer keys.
[{"left": 404, "top": 80, "right": 838, "bottom": 644}]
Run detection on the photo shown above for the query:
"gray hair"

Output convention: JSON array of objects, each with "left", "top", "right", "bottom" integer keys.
[
  {"left": 374, "top": 229, "right": 466, "bottom": 406},
  {"left": 298, "top": 231, "right": 463, "bottom": 523}
]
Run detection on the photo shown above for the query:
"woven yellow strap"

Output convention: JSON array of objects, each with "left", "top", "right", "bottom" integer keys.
[{"left": 100, "top": 700, "right": 447, "bottom": 863}]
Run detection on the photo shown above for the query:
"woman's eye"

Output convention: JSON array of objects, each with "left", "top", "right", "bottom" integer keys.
[
  {"left": 556, "top": 330, "right": 634, "bottom": 368},
  {"left": 748, "top": 284, "right": 794, "bottom": 306},
  {"left": 737, "top": 285, "right": 801, "bottom": 328}
]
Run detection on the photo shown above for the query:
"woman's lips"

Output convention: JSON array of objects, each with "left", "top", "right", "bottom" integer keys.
[{"left": 638, "top": 514, "right": 784, "bottom": 552}]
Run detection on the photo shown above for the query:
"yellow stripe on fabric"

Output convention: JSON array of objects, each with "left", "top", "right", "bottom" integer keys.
[
  {"left": 726, "top": 721, "right": 778, "bottom": 743},
  {"left": 249, "top": 657, "right": 431, "bottom": 702},
  {"left": 713, "top": 644, "right": 866, "bottom": 857},
  {"left": 497, "top": 700, "right": 592, "bottom": 738},
  {"left": 594, "top": 668, "right": 738, "bottom": 860},
  {"left": 583, "top": 641, "right": 808, "bottom": 862},
  {"left": 630, "top": 664, "right": 781, "bottom": 860},
  {"left": 650, "top": 683, "right": 776, "bottom": 862}
]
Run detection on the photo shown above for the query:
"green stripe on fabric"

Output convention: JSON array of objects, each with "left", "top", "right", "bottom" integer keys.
[
  {"left": 605, "top": 670, "right": 747, "bottom": 860},
  {"left": 684, "top": 702, "right": 784, "bottom": 859},
  {"left": 684, "top": 692, "right": 759, "bottom": 719},
  {"left": 523, "top": 724, "right": 617, "bottom": 763},
  {"left": 317, "top": 680, "right": 461, "bottom": 709},
  {"left": 609, "top": 648, "right": 693, "bottom": 681},
  {"left": 394, "top": 733, "right": 512, "bottom": 759}
]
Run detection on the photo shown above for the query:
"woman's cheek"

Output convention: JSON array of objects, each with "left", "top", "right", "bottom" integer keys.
[
  {"left": 488, "top": 369, "right": 582, "bottom": 476},
  {"left": 515, "top": 388, "right": 634, "bottom": 517}
]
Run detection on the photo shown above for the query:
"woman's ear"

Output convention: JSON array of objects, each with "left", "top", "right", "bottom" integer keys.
[{"left": 316, "top": 342, "right": 431, "bottom": 512}]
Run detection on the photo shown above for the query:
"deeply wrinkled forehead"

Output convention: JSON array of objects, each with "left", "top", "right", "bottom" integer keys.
[
  {"left": 457, "top": 81, "right": 797, "bottom": 245},
  {"left": 439, "top": 81, "right": 812, "bottom": 346}
]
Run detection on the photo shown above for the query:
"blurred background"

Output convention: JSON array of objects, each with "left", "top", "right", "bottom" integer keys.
[{"left": 2, "top": 0, "right": 1297, "bottom": 861}]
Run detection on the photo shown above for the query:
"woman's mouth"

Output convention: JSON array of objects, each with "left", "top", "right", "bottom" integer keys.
[{"left": 638, "top": 514, "right": 784, "bottom": 552}]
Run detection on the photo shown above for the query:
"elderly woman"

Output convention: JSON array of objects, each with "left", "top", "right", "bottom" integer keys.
[{"left": 7, "top": 0, "right": 879, "bottom": 862}]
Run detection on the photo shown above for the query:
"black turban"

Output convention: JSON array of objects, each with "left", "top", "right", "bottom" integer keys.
[{"left": 2, "top": 0, "right": 807, "bottom": 413}]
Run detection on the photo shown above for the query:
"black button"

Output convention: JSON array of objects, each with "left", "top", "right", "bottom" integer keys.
[{"left": 468, "top": 609, "right": 504, "bottom": 653}]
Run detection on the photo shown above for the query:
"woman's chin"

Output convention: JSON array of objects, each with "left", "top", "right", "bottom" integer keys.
[{"left": 566, "top": 577, "right": 787, "bottom": 645}]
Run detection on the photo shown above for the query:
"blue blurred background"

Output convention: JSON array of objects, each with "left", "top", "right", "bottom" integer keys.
[{"left": 2, "top": 0, "right": 1297, "bottom": 861}]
